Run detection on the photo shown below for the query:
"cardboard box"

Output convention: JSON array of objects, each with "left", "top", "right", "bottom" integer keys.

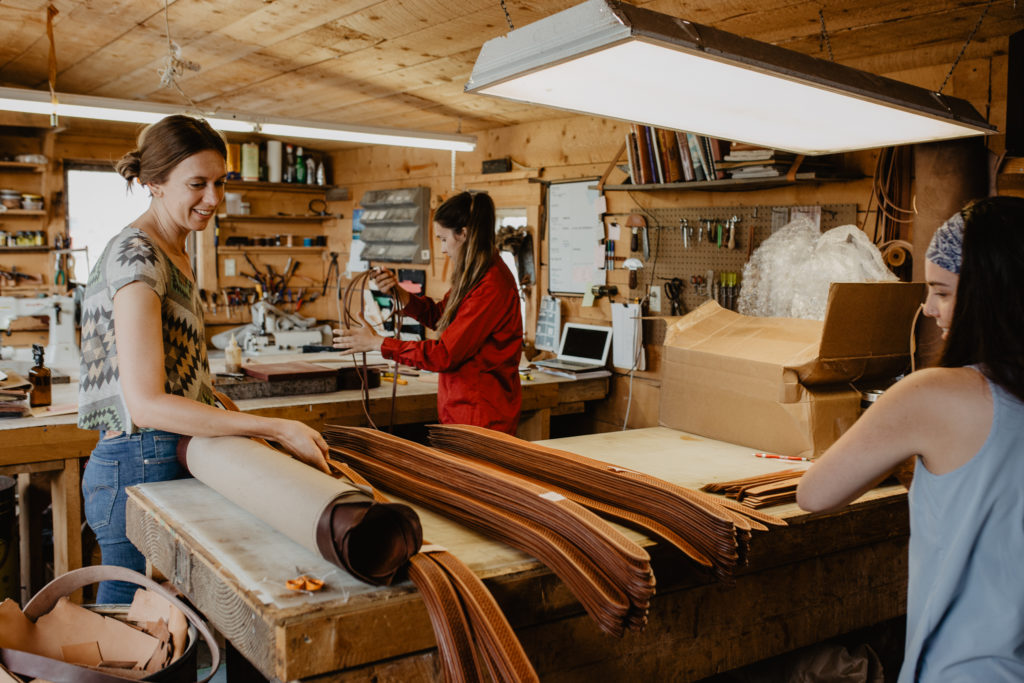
[{"left": 659, "top": 282, "right": 925, "bottom": 458}]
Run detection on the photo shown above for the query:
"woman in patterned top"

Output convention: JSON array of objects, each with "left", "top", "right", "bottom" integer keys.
[{"left": 79, "top": 115, "right": 329, "bottom": 603}]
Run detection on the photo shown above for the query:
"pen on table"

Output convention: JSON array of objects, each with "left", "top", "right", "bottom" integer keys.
[{"left": 754, "top": 453, "right": 812, "bottom": 462}]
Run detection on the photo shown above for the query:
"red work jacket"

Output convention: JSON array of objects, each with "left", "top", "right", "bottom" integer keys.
[{"left": 380, "top": 257, "right": 523, "bottom": 434}]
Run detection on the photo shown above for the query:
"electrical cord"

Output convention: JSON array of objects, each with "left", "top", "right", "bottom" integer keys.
[
  {"left": 338, "top": 268, "right": 406, "bottom": 432},
  {"left": 621, "top": 193, "right": 664, "bottom": 431}
]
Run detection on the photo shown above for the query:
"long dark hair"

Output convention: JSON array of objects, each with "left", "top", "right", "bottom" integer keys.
[
  {"left": 114, "top": 114, "right": 227, "bottom": 190},
  {"left": 435, "top": 191, "right": 496, "bottom": 331},
  {"left": 940, "top": 196, "right": 1024, "bottom": 402}
]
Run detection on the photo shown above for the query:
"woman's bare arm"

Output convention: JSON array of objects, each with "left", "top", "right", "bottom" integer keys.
[{"left": 113, "top": 282, "right": 329, "bottom": 472}]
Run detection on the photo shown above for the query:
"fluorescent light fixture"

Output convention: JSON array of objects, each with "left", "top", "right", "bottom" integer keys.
[
  {"left": 466, "top": 0, "right": 995, "bottom": 155},
  {"left": 0, "top": 86, "right": 476, "bottom": 152}
]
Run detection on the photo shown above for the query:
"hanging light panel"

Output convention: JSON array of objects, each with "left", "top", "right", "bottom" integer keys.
[{"left": 466, "top": 0, "right": 995, "bottom": 154}]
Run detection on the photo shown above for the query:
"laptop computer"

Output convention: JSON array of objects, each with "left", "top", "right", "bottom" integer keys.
[{"left": 534, "top": 323, "right": 613, "bottom": 373}]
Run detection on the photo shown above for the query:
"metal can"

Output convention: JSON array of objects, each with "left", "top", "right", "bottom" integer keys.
[{"left": 861, "top": 389, "right": 885, "bottom": 411}]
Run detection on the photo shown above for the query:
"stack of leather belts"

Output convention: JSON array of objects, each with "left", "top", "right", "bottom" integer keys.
[
  {"left": 323, "top": 426, "right": 656, "bottom": 638},
  {"left": 426, "top": 425, "right": 786, "bottom": 577},
  {"left": 328, "top": 460, "right": 538, "bottom": 683},
  {"left": 700, "top": 468, "right": 806, "bottom": 509}
]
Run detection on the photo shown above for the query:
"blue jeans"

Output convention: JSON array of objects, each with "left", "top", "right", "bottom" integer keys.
[{"left": 82, "top": 430, "right": 184, "bottom": 604}]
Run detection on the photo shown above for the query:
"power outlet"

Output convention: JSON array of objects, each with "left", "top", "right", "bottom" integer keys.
[
  {"left": 649, "top": 285, "right": 662, "bottom": 313},
  {"left": 224, "top": 258, "right": 236, "bottom": 277}
]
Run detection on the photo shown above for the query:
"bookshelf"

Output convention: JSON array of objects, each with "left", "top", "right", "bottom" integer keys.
[
  {"left": 603, "top": 175, "right": 860, "bottom": 193},
  {"left": 599, "top": 127, "right": 861, "bottom": 193}
]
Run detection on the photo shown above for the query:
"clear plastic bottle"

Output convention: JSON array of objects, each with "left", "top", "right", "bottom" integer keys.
[
  {"left": 305, "top": 155, "right": 316, "bottom": 185},
  {"left": 224, "top": 334, "right": 243, "bottom": 374}
]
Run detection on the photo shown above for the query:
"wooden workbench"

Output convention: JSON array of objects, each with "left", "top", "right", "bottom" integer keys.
[
  {"left": 125, "top": 427, "right": 909, "bottom": 682},
  {"left": 0, "top": 359, "right": 607, "bottom": 603}
]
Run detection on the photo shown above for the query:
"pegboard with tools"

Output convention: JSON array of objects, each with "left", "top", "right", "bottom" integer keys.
[{"left": 619, "top": 203, "right": 858, "bottom": 316}]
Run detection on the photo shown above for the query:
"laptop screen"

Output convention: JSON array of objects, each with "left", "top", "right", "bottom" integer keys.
[{"left": 558, "top": 323, "right": 612, "bottom": 364}]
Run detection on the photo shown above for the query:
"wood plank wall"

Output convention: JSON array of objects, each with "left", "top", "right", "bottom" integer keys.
[{"left": 325, "top": 52, "right": 1011, "bottom": 432}]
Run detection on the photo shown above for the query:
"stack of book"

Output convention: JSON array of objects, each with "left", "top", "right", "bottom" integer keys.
[
  {"left": 621, "top": 133, "right": 844, "bottom": 185},
  {"left": 718, "top": 144, "right": 840, "bottom": 180},
  {"left": 624, "top": 125, "right": 730, "bottom": 185}
]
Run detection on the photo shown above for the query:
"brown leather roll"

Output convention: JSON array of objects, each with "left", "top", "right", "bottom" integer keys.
[{"left": 183, "top": 435, "right": 421, "bottom": 586}]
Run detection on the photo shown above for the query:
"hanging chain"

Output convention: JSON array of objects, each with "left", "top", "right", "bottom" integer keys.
[
  {"left": 499, "top": 0, "right": 515, "bottom": 31},
  {"left": 938, "top": 0, "right": 992, "bottom": 94},
  {"left": 818, "top": 9, "right": 834, "bottom": 61}
]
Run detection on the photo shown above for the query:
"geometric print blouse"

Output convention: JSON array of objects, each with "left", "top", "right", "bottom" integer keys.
[{"left": 78, "top": 226, "right": 215, "bottom": 432}]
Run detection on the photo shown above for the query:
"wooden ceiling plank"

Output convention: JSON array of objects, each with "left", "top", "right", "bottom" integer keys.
[
  {"left": 0, "top": 0, "right": 154, "bottom": 88},
  {"left": 778, "top": 10, "right": 1022, "bottom": 67},
  {"left": 118, "top": 0, "right": 385, "bottom": 100},
  {"left": 55, "top": 0, "right": 264, "bottom": 95},
  {"left": 0, "top": 0, "right": 82, "bottom": 74},
  {"left": 151, "top": 24, "right": 386, "bottom": 106}
]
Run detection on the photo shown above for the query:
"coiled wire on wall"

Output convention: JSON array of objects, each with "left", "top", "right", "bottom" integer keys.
[{"left": 336, "top": 269, "right": 405, "bottom": 432}]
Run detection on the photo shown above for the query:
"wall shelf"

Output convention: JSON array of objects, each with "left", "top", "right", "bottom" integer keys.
[
  {"left": 0, "top": 161, "right": 46, "bottom": 172},
  {"left": 218, "top": 214, "right": 332, "bottom": 223},
  {"left": 218, "top": 246, "right": 326, "bottom": 254},
  {"left": 603, "top": 175, "right": 862, "bottom": 193},
  {"left": 0, "top": 209, "right": 47, "bottom": 217},
  {"left": 225, "top": 180, "right": 335, "bottom": 195},
  {"left": 0, "top": 246, "right": 51, "bottom": 252}
]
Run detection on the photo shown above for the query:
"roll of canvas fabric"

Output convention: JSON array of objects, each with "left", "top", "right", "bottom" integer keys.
[{"left": 182, "top": 436, "right": 422, "bottom": 585}]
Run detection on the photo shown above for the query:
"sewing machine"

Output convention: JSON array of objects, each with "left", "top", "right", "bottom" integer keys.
[
  {"left": 245, "top": 300, "right": 325, "bottom": 353},
  {"left": 0, "top": 294, "right": 80, "bottom": 374}
]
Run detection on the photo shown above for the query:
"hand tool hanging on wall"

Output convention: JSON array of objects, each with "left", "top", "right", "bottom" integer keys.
[
  {"left": 626, "top": 213, "right": 649, "bottom": 260},
  {"left": 664, "top": 277, "right": 686, "bottom": 315},
  {"left": 726, "top": 215, "right": 740, "bottom": 250},
  {"left": 623, "top": 258, "right": 644, "bottom": 289}
]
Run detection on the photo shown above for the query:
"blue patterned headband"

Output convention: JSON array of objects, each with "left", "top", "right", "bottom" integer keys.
[{"left": 925, "top": 211, "right": 965, "bottom": 275}]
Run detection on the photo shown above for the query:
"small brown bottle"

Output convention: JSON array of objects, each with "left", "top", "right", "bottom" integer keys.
[{"left": 29, "top": 344, "right": 51, "bottom": 408}]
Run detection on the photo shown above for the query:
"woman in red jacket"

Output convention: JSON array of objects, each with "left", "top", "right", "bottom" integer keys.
[{"left": 334, "top": 191, "right": 523, "bottom": 433}]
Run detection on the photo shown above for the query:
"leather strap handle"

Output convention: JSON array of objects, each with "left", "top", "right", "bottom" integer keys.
[{"left": 13, "top": 565, "right": 220, "bottom": 683}]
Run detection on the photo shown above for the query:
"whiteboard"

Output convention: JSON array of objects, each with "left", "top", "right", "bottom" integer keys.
[{"left": 547, "top": 180, "right": 605, "bottom": 295}]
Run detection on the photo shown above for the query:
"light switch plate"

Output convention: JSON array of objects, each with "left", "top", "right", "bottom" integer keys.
[
  {"left": 224, "top": 258, "right": 236, "bottom": 277},
  {"left": 649, "top": 285, "right": 662, "bottom": 313}
]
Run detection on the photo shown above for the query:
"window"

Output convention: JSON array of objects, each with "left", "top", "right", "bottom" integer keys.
[{"left": 64, "top": 165, "right": 151, "bottom": 282}]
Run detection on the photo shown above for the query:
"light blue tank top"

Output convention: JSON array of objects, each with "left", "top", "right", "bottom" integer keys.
[{"left": 899, "top": 373, "right": 1024, "bottom": 682}]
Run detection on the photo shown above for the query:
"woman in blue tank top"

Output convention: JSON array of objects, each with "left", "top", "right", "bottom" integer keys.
[{"left": 797, "top": 196, "right": 1024, "bottom": 682}]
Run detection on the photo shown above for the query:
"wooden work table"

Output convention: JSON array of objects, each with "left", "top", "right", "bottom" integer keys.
[
  {"left": 0, "top": 360, "right": 607, "bottom": 603},
  {"left": 125, "top": 427, "right": 909, "bottom": 682}
]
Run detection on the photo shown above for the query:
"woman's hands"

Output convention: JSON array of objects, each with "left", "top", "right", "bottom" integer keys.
[
  {"left": 332, "top": 321, "right": 384, "bottom": 354},
  {"left": 272, "top": 419, "right": 330, "bottom": 473},
  {"left": 373, "top": 267, "right": 410, "bottom": 307}
]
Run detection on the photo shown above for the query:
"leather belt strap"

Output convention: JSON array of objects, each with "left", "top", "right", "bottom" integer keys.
[
  {"left": 330, "top": 460, "right": 537, "bottom": 683},
  {"left": 324, "top": 426, "right": 655, "bottom": 638},
  {"left": 701, "top": 468, "right": 806, "bottom": 508},
  {"left": 426, "top": 425, "right": 786, "bottom": 578}
]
